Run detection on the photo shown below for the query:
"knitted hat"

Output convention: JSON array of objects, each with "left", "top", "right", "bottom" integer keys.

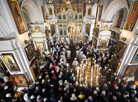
[
  {"left": 93, "top": 90, "right": 97, "bottom": 94},
  {"left": 30, "top": 95, "right": 35, "bottom": 99},
  {"left": 37, "top": 95, "right": 41, "bottom": 99},
  {"left": 6, "top": 93, "right": 12, "bottom": 98}
]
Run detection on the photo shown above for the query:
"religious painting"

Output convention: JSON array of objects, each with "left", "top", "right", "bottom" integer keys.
[
  {"left": 50, "top": 24, "right": 55, "bottom": 37},
  {"left": 131, "top": 49, "right": 138, "bottom": 64},
  {"left": 124, "top": 2, "right": 138, "bottom": 31},
  {"left": 67, "top": 10, "right": 74, "bottom": 21},
  {"left": 111, "top": 31, "right": 116, "bottom": 39},
  {"left": 100, "top": 40, "right": 107, "bottom": 49},
  {"left": 86, "top": 24, "right": 91, "bottom": 36},
  {"left": 2, "top": 54, "right": 21, "bottom": 73},
  {"left": 95, "top": 28, "right": 99, "bottom": 38},
  {"left": 30, "top": 58, "right": 40, "bottom": 81},
  {"left": 10, "top": 74, "right": 28, "bottom": 87},
  {"left": 7, "top": 0, "right": 27, "bottom": 34},
  {"left": 58, "top": 14, "right": 61, "bottom": 19},
  {"left": 108, "top": 39, "right": 116, "bottom": 46},
  {"left": 79, "top": 14, "right": 82, "bottom": 19},
  {"left": 88, "top": 8, "right": 91, "bottom": 15},
  {"left": 25, "top": 44, "right": 34, "bottom": 61},
  {"left": 49, "top": 8, "right": 53, "bottom": 15},
  {"left": 63, "top": 14, "right": 66, "bottom": 19},
  {"left": 41, "top": 6, "right": 46, "bottom": 23},
  {"left": 0, "top": 58, "right": 7, "bottom": 71},
  {"left": 115, "top": 33, "right": 120, "bottom": 42},
  {"left": 116, "top": 10, "right": 124, "bottom": 28},
  {"left": 123, "top": 65, "right": 138, "bottom": 78},
  {"left": 36, "top": 42, "right": 44, "bottom": 56},
  {"left": 115, "top": 41, "right": 127, "bottom": 59},
  {"left": 68, "top": 26, "right": 71, "bottom": 33},
  {"left": 98, "top": 6, "right": 103, "bottom": 21},
  {"left": 93, "top": 38, "right": 97, "bottom": 49}
]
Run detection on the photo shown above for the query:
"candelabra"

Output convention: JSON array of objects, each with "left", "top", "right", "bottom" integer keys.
[{"left": 76, "top": 58, "right": 101, "bottom": 87}]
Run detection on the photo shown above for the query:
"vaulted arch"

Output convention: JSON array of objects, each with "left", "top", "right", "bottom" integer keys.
[
  {"left": 92, "top": 3, "right": 98, "bottom": 17},
  {"left": 103, "top": 0, "right": 129, "bottom": 21},
  {"left": 21, "top": 0, "right": 41, "bottom": 23}
]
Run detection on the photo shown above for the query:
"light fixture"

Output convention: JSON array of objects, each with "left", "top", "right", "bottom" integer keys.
[
  {"left": 66, "top": 0, "right": 71, "bottom": 4},
  {"left": 24, "top": 38, "right": 30, "bottom": 45},
  {"left": 121, "top": 37, "right": 126, "bottom": 41},
  {"left": 121, "top": 34, "right": 127, "bottom": 41}
]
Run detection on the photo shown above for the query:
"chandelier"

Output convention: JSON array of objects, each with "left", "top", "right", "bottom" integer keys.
[
  {"left": 66, "top": 0, "right": 71, "bottom": 4},
  {"left": 68, "top": 22, "right": 81, "bottom": 40},
  {"left": 76, "top": 58, "right": 101, "bottom": 87}
]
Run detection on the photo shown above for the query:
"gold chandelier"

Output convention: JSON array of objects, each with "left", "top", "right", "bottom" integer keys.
[
  {"left": 68, "top": 22, "right": 81, "bottom": 40},
  {"left": 66, "top": 0, "right": 71, "bottom": 4}
]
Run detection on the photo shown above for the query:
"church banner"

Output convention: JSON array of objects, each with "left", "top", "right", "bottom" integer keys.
[
  {"left": 7, "top": 0, "right": 27, "bottom": 34},
  {"left": 124, "top": 2, "right": 138, "bottom": 31}
]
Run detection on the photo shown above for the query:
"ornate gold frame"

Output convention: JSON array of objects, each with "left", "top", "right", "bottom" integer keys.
[
  {"left": 7, "top": 0, "right": 27, "bottom": 34},
  {"left": 124, "top": 1, "right": 138, "bottom": 31},
  {"left": 34, "top": 26, "right": 40, "bottom": 32},
  {"left": 104, "top": 25, "right": 109, "bottom": 31}
]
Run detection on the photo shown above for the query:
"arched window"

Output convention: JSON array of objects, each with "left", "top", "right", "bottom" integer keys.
[
  {"left": 88, "top": 8, "right": 91, "bottom": 15},
  {"left": 60, "top": 30, "right": 62, "bottom": 35},
  {"left": 49, "top": 8, "right": 53, "bottom": 15},
  {"left": 116, "top": 10, "right": 124, "bottom": 28}
]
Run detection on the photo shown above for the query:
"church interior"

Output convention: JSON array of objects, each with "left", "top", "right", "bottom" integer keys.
[{"left": 1, "top": 0, "right": 138, "bottom": 102}]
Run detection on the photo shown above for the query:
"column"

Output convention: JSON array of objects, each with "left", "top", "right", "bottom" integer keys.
[
  {"left": 55, "top": 23, "right": 59, "bottom": 40},
  {"left": 89, "top": 23, "right": 94, "bottom": 41}
]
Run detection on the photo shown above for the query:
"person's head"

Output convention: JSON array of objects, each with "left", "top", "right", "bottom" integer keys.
[
  {"left": 88, "top": 96, "right": 92, "bottom": 99},
  {"left": 104, "top": 83, "right": 107, "bottom": 87},
  {"left": 80, "top": 91, "right": 83, "bottom": 95},
  {"left": 51, "top": 94, "right": 55, "bottom": 98},
  {"left": 36, "top": 86, "right": 39, "bottom": 90},
  {"left": 112, "top": 95, "right": 117, "bottom": 100},
  {"left": 37, "top": 95, "right": 42, "bottom": 102}
]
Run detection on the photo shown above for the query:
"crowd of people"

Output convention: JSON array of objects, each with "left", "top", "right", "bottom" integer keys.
[{"left": 0, "top": 39, "right": 138, "bottom": 102}]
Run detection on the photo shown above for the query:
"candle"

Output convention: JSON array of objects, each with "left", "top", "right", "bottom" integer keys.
[
  {"left": 91, "top": 78, "right": 93, "bottom": 84},
  {"left": 85, "top": 76, "right": 87, "bottom": 85}
]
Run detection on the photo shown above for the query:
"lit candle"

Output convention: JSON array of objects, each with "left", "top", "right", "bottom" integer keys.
[
  {"left": 91, "top": 78, "right": 93, "bottom": 84},
  {"left": 85, "top": 76, "right": 87, "bottom": 85}
]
